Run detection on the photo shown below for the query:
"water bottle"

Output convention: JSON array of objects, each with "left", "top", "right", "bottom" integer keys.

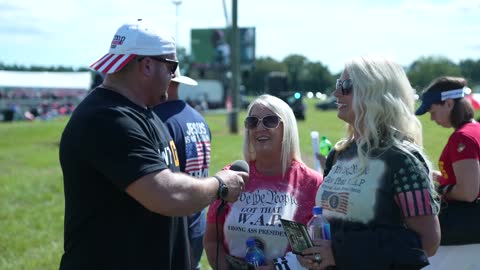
[
  {"left": 307, "top": 206, "right": 331, "bottom": 241},
  {"left": 244, "top": 237, "right": 266, "bottom": 267},
  {"left": 319, "top": 136, "right": 333, "bottom": 157}
]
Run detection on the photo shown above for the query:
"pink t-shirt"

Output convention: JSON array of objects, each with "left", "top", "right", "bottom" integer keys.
[
  {"left": 438, "top": 122, "right": 480, "bottom": 198},
  {"left": 206, "top": 160, "right": 323, "bottom": 260}
]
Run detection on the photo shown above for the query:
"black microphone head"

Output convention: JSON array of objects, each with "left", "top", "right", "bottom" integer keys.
[{"left": 230, "top": 160, "right": 249, "bottom": 173}]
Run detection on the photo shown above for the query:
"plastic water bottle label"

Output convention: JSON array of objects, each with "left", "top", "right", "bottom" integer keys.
[
  {"left": 323, "top": 223, "right": 331, "bottom": 240},
  {"left": 308, "top": 225, "right": 323, "bottom": 240}
]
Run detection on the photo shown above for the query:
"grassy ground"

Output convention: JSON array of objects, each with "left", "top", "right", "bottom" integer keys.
[{"left": 0, "top": 99, "right": 461, "bottom": 270}]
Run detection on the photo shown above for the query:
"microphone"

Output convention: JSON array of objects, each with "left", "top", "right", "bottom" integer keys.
[{"left": 230, "top": 159, "right": 249, "bottom": 174}]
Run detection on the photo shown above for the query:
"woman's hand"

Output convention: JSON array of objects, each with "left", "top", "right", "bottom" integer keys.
[
  {"left": 315, "top": 153, "right": 327, "bottom": 170},
  {"left": 296, "top": 239, "right": 335, "bottom": 270},
  {"left": 431, "top": 170, "right": 442, "bottom": 183}
]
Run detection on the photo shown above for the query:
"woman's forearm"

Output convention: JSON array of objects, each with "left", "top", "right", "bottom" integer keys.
[{"left": 204, "top": 224, "right": 229, "bottom": 270}]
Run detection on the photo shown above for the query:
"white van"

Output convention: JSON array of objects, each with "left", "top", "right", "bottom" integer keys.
[{"left": 178, "top": 79, "right": 224, "bottom": 109}]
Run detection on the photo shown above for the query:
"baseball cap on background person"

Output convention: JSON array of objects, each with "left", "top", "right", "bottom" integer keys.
[
  {"left": 90, "top": 19, "right": 176, "bottom": 74},
  {"left": 415, "top": 86, "right": 467, "bottom": 115},
  {"left": 171, "top": 67, "right": 198, "bottom": 86}
]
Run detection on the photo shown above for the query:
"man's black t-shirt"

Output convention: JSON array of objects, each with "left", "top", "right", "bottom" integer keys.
[{"left": 59, "top": 88, "right": 190, "bottom": 270}]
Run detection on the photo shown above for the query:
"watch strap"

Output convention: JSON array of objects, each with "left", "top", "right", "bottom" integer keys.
[{"left": 213, "top": 175, "right": 225, "bottom": 200}]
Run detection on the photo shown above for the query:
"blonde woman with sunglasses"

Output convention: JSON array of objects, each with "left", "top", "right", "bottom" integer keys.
[
  {"left": 298, "top": 56, "right": 440, "bottom": 270},
  {"left": 204, "top": 94, "right": 323, "bottom": 270}
]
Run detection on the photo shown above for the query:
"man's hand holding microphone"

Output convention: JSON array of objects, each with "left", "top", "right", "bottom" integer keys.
[{"left": 212, "top": 160, "right": 249, "bottom": 203}]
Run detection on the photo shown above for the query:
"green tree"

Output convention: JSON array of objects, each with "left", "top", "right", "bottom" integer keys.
[
  {"left": 244, "top": 57, "right": 286, "bottom": 94},
  {"left": 298, "top": 61, "right": 335, "bottom": 95},
  {"left": 407, "top": 56, "right": 462, "bottom": 91},
  {"left": 459, "top": 59, "right": 480, "bottom": 86},
  {"left": 282, "top": 54, "right": 308, "bottom": 90}
]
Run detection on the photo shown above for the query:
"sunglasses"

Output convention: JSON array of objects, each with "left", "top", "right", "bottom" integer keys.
[
  {"left": 336, "top": 78, "right": 353, "bottom": 95},
  {"left": 138, "top": 56, "right": 178, "bottom": 74},
  {"left": 244, "top": 115, "right": 282, "bottom": 129}
]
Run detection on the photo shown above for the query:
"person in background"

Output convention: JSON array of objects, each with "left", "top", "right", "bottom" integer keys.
[
  {"left": 90, "top": 71, "right": 105, "bottom": 91},
  {"left": 415, "top": 76, "right": 480, "bottom": 246},
  {"left": 58, "top": 19, "right": 247, "bottom": 270},
  {"left": 204, "top": 94, "right": 323, "bottom": 270},
  {"left": 299, "top": 56, "right": 440, "bottom": 270},
  {"left": 153, "top": 67, "right": 211, "bottom": 270}
]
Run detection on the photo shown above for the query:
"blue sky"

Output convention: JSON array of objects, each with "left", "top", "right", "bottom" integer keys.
[{"left": 0, "top": 0, "right": 479, "bottom": 73}]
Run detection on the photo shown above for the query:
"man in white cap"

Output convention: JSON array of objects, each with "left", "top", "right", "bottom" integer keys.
[
  {"left": 58, "top": 19, "right": 247, "bottom": 270},
  {"left": 154, "top": 68, "right": 210, "bottom": 270}
]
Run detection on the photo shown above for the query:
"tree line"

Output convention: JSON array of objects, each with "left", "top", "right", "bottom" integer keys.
[
  {"left": 2, "top": 53, "right": 479, "bottom": 95},
  {"left": 241, "top": 55, "right": 480, "bottom": 95}
]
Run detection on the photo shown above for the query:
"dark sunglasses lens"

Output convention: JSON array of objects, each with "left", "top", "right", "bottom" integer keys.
[
  {"left": 171, "top": 62, "right": 178, "bottom": 73},
  {"left": 263, "top": 116, "right": 280, "bottom": 128},
  {"left": 245, "top": 117, "right": 259, "bottom": 129},
  {"left": 341, "top": 79, "right": 353, "bottom": 95}
]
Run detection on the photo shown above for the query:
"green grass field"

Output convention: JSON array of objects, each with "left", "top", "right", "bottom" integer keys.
[{"left": 0, "top": 99, "right": 460, "bottom": 269}]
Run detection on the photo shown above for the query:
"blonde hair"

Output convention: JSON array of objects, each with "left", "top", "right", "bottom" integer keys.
[
  {"left": 336, "top": 56, "right": 426, "bottom": 172},
  {"left": 243, "top": 94, "right": 302, "bottom": 176}
]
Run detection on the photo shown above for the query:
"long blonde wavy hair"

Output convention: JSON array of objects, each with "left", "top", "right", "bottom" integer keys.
[{"left": 336, "top": 56, "right": 428, "bottom": 173}]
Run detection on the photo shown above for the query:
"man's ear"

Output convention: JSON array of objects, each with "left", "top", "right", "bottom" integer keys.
[{"left": 138, "top": 57, "right": 154, "bottom": 76}]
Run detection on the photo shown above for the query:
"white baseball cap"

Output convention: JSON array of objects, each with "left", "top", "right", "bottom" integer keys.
[
  {"left": 171, "top": 67, "right": 198, "bottom": 86},
  {"left": 90, "top": 19, "right": 176, "bottom": 74}
]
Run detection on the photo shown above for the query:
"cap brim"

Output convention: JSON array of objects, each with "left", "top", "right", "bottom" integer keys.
[
  {"left": 90, "top": 53, "right": 136, "bottom": 74},
  {"left": 415, "top": 103, "right": 429, "bottom": 115},
  {"left": 171, "top": 75, "right": 198, "bottom": 86}
]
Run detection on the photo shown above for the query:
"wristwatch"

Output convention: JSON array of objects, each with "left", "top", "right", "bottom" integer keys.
[{"left": 213, "top": 176, "right": 229, "bottom": 200}]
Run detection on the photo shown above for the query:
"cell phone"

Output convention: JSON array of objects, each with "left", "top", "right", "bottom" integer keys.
[{"left": 280, "top": 218, "right": 314, "bottom": 255}]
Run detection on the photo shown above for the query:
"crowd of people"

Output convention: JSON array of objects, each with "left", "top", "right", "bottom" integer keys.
[
  {"left": 0, "top": 89, "right": 84, "bottom": 122},
  {"left": 57, "top": 19, "right": 479, "bottom": 270}
]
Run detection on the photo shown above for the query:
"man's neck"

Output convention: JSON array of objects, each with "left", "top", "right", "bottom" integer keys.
[
  {"left": 102, "top": 79, "right": 147, "bottom": 109},
  {"left": 166, "top": 93, "right": 179, "bottom": 101}
]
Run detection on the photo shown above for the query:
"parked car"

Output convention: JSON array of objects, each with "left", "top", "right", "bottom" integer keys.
[
  {"left": 277, "top": 91, "right": 306, "bottom": 120},
  {"left": 265, "top": 71, "right": 306, "bottom": 120},
  {"left": 316, "top": 96, "right": 337, "bottom": 111}
]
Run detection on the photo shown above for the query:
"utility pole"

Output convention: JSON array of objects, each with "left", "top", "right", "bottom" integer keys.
[
  {"left": 172, "top": 0, "right": 182, "bottom": 44},
  {"left": 229, "top": 0, "right": 239, "bottom": 133}
]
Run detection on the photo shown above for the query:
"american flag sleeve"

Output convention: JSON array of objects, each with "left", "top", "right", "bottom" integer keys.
[{"left": 392, "top": 154, "right": 439, "bottom": 217}]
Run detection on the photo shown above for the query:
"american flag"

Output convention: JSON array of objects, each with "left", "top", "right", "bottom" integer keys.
[
  {"left": 321, "top": 190, "right": 350, "bottom": 214},
  {"left": 394, "top": 189, "right": 433, "bottom": 217},
  {"left": 185, "top": 141, "right": 211, "bottom": 173}
]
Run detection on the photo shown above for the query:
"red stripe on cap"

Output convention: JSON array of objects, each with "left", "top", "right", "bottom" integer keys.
[
  {"left": 109, "top": 54, "right": 136, "bottom": 73},
  {"left": 90, "top": 54, "right": 114, "bottom": 69},
  {"left": 90, "top": 54, "right": 136, "bottom": 74},
  {"left": 101, "top": 54, "right": 125, "bottom": 73}
]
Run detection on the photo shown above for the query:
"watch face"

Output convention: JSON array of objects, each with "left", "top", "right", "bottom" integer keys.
[{"left": 220, "top": 185, "right": 229, "bottom": 199}]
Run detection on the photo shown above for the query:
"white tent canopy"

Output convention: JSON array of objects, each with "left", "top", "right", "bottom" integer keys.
[{"left": 0, "top": 70, "right": 91, "bottom": 90}]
